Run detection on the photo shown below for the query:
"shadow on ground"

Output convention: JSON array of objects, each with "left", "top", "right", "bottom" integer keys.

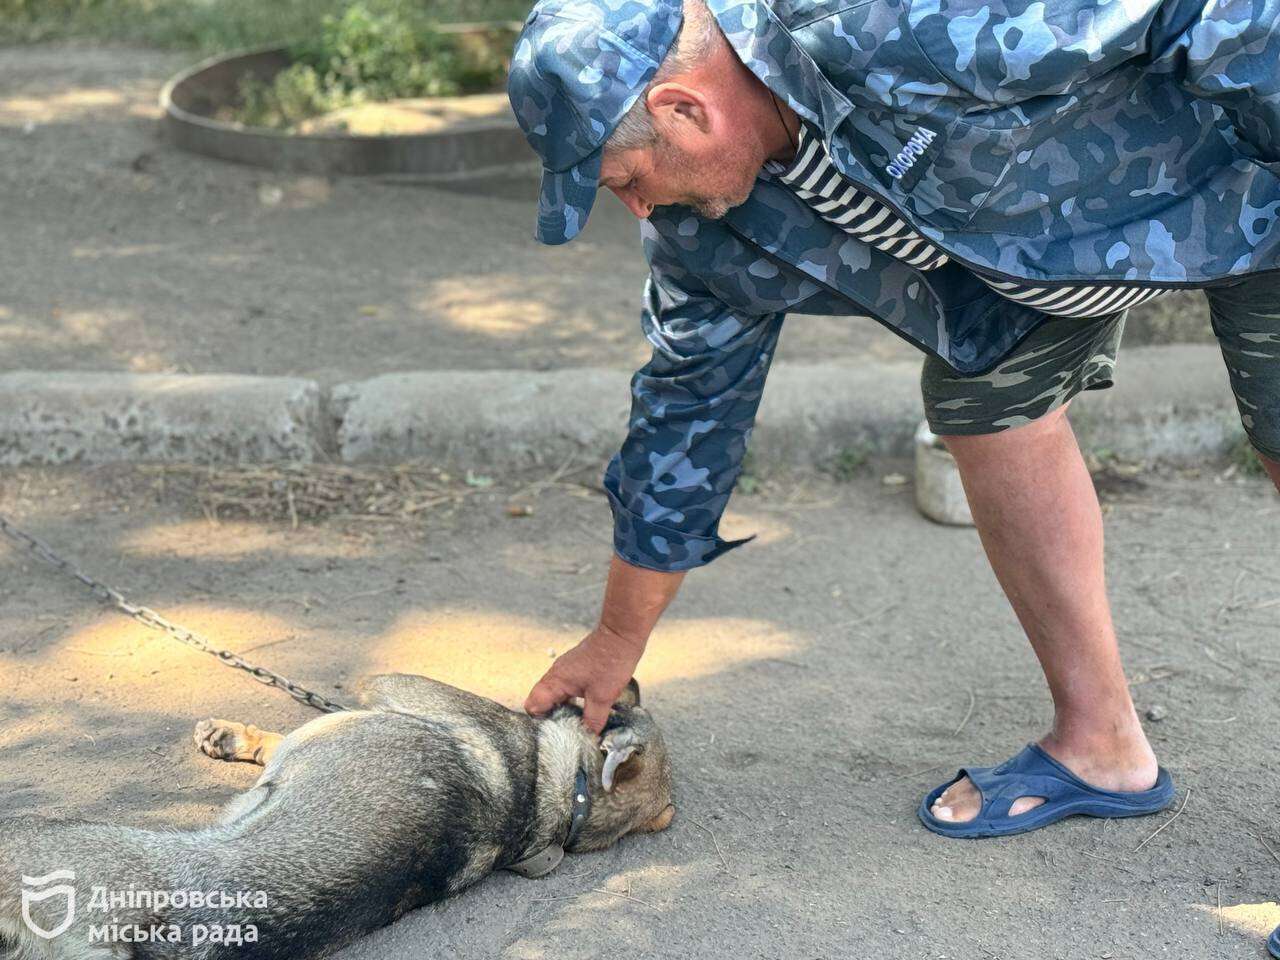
[
  {"left": 0, "top": 43, "right": 938, "bottom": 383},
  {"left": 1, "top": 462, "right": 1276, "bottom": 958}
]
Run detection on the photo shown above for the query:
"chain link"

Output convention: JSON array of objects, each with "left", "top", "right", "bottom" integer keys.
[{"left": 0, "top": 514, "right": 349, "bottom": 713}]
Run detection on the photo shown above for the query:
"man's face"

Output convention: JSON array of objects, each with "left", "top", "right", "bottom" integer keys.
[{"left": 600, "top": 129, "right": 763, "bottom": 222}]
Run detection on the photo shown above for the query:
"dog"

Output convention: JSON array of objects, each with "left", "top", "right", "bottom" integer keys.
[{"left": 1, "top": 673, "right": 674, "bottom": 959}]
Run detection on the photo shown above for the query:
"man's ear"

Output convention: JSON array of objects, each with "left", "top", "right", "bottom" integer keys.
[
  {"left": 645, "top": 81, "right": 711, "bottom": 136},
  {"left": 614, "top": 678, "right": 641, "bottom": 709}
]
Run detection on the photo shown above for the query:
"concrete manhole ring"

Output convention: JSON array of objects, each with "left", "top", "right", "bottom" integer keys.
[{"left": 159, "top": 35, "right": 532, "bottom": 178}]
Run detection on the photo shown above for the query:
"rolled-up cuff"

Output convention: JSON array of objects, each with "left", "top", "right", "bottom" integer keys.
[{"left": 603, "top": 481, "right": 753, "bottom": 573}]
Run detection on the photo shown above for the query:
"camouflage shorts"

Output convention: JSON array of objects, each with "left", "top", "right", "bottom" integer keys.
[{"left": 921, "top": 272, "right": 1280, "bottom": 461}]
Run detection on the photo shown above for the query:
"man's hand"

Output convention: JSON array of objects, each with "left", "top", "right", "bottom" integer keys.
[
  {"left": 524, "top": 624, "right": 646, "bottom": 734},
  {"left": 526, "top": 553, "right": 686, "bottom": 733}
]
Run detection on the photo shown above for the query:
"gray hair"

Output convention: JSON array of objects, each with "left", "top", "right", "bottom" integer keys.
[{"left": 606, "top": 0, "right": 722, "bottom": 152}]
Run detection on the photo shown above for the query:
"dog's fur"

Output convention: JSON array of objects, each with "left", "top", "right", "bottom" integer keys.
[{"left": 0, "top": 673, "right": 674, "bottom": 959}]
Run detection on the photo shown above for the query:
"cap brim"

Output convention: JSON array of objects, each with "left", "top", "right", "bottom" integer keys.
[{"left": 535, "top": 148, "right": 603, "bottom": 245}]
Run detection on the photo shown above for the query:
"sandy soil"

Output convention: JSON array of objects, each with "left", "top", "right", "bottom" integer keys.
[
  {"left": 1, "top": 462, "right": 1276, "bottom": 958},
  {"left": 0, "top": 43, "right": 1214, "bottom": 385}
]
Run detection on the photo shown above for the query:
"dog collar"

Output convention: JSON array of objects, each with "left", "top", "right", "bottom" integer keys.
[
  {"left": 563, "top": 766, "right": 592, "bottom": 849},
  {"left": 505, "top": 766, "right": 591, "bottom": 879}
]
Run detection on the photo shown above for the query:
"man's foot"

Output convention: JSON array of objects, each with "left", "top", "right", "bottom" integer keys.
[{"left": 929, "top": 731, "right": 1158, "bottom": 823}]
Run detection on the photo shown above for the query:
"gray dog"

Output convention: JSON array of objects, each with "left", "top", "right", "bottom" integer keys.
[{"left": 1, "top": 673, "right": 674, "bottom": 959}]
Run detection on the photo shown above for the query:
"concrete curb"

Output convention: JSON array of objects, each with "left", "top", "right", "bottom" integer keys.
[
  {"left": 331, "top": 369, "right": 631, "bottom": 466},
  {"left": 1066, "top": 344, "right": 1242, "bottom": 460},
  {"left": 0, "top": 345, "right": 1246, "bottom": 468},
  {"left": 0, "top": 373, "right": 322, "bottom": 465}
]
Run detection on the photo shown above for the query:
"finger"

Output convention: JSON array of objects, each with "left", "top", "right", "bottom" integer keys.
[
  {"left": 581, "top": 694, "right": 613, "bottom": 735},
  {"left": 524, "top": 675, "right": 571, "bottom": 716}
]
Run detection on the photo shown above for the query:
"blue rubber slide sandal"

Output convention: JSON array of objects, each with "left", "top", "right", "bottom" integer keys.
[
  {"left": 918, "top": 743, "right": 1175, "bottom": 839},
  {"left": 1268, "top": 924, "right": 1279, "bottom": 959}
]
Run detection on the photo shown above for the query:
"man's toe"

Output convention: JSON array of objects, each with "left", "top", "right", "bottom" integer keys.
[{"left": 1007, "top": 796, "right": 1047, "bottom": 817}]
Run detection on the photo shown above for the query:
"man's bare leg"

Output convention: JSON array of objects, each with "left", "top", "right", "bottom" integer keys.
[
  {"left": 929, "top": 403, "right": 1157, "bottom": 823},
  {"left": 1258, "top": 452, "right": 1280, "bottom": 492}
]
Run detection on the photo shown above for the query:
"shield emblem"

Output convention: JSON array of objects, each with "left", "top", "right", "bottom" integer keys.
[{"left": 21, "top": 870, "right": 76, "bottom": 940}]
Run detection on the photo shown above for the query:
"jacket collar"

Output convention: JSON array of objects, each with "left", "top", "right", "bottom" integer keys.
[{"left": 707, "top": 0, "right": 853, "bottom": 146}]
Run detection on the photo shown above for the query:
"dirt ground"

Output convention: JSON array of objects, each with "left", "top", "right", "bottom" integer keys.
[
  {"left": 0, "top": 43, "right": 1213, "bottom": 384},
  {"left": 1, "top": 462, "right": 1277, "bottom": 959}
]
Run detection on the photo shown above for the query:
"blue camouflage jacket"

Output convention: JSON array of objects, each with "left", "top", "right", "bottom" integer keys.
[{"left": 605, "top": 0, "right": 1280, "bottom": 572}]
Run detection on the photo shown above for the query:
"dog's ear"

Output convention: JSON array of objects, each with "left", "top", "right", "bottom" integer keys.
[
  {"left": 613, "top": 678, "right": 641, "bottom": 709},
  {"left": 600, "top": 727, "right": 643, "bottom": 792}
]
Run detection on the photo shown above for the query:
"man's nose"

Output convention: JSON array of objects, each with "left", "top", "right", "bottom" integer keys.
[{"left": 611, "top": 188, "right": 653, "bottom": 219}]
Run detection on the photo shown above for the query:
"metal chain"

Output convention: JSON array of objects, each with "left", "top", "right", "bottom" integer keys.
[{"left": 0, "top": 514, "right": 349, "bottom": 713}]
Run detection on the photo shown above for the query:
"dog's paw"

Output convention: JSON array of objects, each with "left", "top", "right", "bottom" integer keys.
[{"left": 194, "top": 718, "right": 248, "bottom": 761}]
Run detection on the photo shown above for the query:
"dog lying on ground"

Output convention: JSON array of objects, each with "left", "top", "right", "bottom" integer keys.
[{"left": 1, "top": 673, "right": 674, "bottom": 959}]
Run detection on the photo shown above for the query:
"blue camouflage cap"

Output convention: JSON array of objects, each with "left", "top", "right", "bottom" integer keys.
[{"left": 507, "top": 0, "right": 684, "bottom": 244}]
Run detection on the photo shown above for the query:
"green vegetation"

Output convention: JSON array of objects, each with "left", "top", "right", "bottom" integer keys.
[
  {"left": 1228, "top": 434, "right": 1266, "bottom": 477},
  {"left": 829, "top": 444, "right": 872, "bottom": 482},
  {"left": 0, "top": 0, "right": 530, "bottom": 51},
  {"left": 235, "top": 4, "right": 511, "bottom": 128},
  {"left": 736, "top": 452, "right": 760, "bottom": 495}
]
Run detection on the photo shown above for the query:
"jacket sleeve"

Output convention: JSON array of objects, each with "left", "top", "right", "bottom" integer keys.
[
  {"left": 603, "top": 229, "right": 785, "bottom": 573},
  {"left": 1150, "top": 0, "right": 1280, "bottom": 174}
]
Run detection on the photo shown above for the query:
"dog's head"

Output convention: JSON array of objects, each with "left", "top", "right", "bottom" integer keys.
[{"left": 567, "top": 679, "right": 674, "bottom": 851}]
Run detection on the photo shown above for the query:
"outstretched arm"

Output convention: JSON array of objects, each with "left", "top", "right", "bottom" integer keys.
[
  {"left": 525, "top": 216, "right": 788, "bottom": 732},
  {"left": 524, "top": 555, "right": 685, "bottom": 733}
]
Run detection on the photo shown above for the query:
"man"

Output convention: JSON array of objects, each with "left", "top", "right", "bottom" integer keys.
[{"left": 508, "top": 0, "right": 1279, "bottom": 837}]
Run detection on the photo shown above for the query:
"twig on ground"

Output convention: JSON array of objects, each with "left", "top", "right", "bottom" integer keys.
[
  {"left": 953, "top": 689, "right": 976, "bottom": 737},
  {"left": 1078, "top": 850, "right": 1140, "bottom": 876},
  {"left": 688, "top": 817, "right": 737, "bottom": 878},
  {"left": 1129, "top": 665, "right": 1178, "bottom": 685},
  {"left": 1201, "top": 645, "right": 1236, "bottom": 674},
  {"left": 1216, "top": 570, "right": 1248, "bottom": 618},
  {"left": 506, "top": 451, "right": 583, "bottom": 504},
  {"left": 830, "top": 601, "right": 897, "bottom": 631},
  {"left": 529, "top": 887, "right": 656, "bottom": 909},
  {"left": 140, "top": 463, "right": 469, "bottom": 526},
  {"left": 1133, "top": 788, "right": 1191, "bottom": 853},
  {"left": 591, "top": 886, "right": 656, "bottom": 909},
  {"left": 1255, "top": 834, "right": 1280, "bottom": 866}
]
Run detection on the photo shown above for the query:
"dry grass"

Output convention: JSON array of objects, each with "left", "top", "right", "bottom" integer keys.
[{"left": 139, "top": 463, "right": 472, "bottom": 527}]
